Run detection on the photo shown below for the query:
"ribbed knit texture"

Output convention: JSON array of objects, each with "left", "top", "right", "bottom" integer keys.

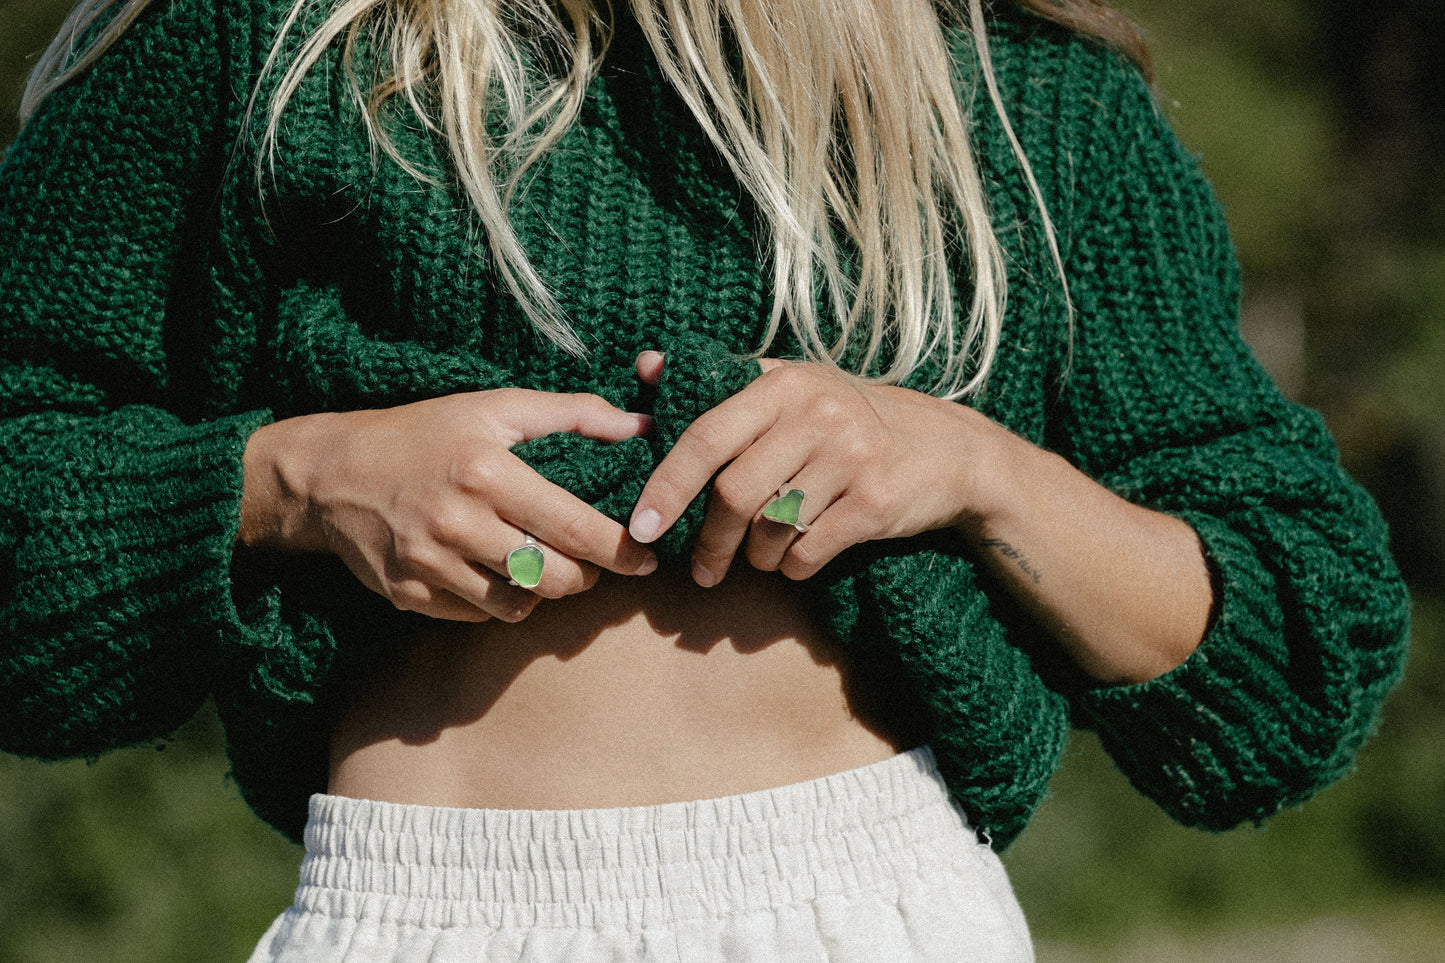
[{"left": 0, "top": 0, "right": 1409, "bottom": 849}]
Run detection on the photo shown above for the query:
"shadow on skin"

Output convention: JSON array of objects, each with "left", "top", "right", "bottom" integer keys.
[{"left": 328, "top": 563, "right": 928, "bottom": 760}]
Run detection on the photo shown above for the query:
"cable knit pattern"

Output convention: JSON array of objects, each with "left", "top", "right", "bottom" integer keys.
[{"left": 0, "top": 0, "right": 1408, "bottom": 848}]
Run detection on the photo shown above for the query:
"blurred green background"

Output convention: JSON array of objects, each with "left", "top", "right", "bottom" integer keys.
[{"left": 2, "top": 0, "right": 1442, "bottom": 959}]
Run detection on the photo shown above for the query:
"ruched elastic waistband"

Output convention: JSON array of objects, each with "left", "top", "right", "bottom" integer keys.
[{"left": 293, "top": 746, "right": 986, "bottom": 931}]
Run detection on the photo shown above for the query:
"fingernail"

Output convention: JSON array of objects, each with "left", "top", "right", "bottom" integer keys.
[
  {"left": 634, "top": 414, "right": 655, "bottom": 435},
  {"left": 692, "top": 561, "right": 717, "bottom": 588},
  {"left": 636, "top": 554, "right": 658, "bottom": 576},
  {"left": 630, "top": 508, "right": 661, "bottom": 542}
]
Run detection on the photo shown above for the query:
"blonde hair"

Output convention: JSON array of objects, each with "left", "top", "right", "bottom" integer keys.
[
  {"left": 20, "top": 0, "right": 155, "bottom": 119},
  {"left": 24, "top": 0, "right": 1148, "bottom": 398}
]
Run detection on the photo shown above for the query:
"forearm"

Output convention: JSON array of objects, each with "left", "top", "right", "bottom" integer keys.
[{"left": 957, "top": 411, "right": 1214, "bottom": 685}]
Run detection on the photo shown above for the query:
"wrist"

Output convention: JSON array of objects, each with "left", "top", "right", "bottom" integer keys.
[
  {"left": 237, "top": 414, "right": 338, "bottom": 552},
  {"left": 946, "top": 406, "right": 1040, "bottom": 540}
]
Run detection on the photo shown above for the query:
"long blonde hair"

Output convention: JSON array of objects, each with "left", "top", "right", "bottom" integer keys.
[{"left": 23, "top": 0, "right": 1149, "bottom": 398}]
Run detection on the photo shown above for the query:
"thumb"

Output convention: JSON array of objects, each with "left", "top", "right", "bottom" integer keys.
[{"left": 502, "top": 391, "right": 653, "bottom": 444}]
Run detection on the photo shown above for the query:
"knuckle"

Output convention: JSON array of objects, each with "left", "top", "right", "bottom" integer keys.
[
  {"left": 555, "top": 508, "right": 597, "bottom": 555},
  {"left": 531, "top": 570, "right": 576, "bottom": 600},
  {"left": 692, "top": 540, "right": 732, "bottom": 567},
  {"left": 779, "top": 543, "right": 826, "bottom": 580},
  {"left": 779, "top": 558, "right": 812, "bottom": 581},
  {"left": 451, "top": 453, "right": 504, "bottom": 493},
  {"left": 838, "top": 430, "right": 874, "bottom": 463},
  {"left": 680, "top": 415, "right": 730, "bottom": 457},
  {"left": 710, "top": 475, "right": 754, "bottom": 516},
  {"left": 423, "top": 512, "right": 469, "bottom": 548},
  {"left": 646, "top": 472, "right": 690, "bottom": 509},
  {"left": 743, "top": 539, "right": 781, "bottom": 572},
  {"left": 391, "top": 536, "right": 437, "bottom": 574},
  {"left": 539, "top": 563, "right": 597, "bottom": 599},
  {"left": 387, "top": 579, "right": 433, "bottom": 612},
  {"left": 782, "top": 362, "right": 829, "bottom": 388},
  {"left": 848, "top": 486, "right": 888, "bottom": 518},
  {"left": 576, "top": 392, "right": 613, "bottom": 413},
  {"left": 807, "top": 392, "right": 854, "bottom": 428},
  {"left": 786, "top": 538, "right": 824, "bottom": 571},
  {"left": 529, "top": 583, "right": 564, "bottom": 601},
  {"left": 763, "top": 361, "right": 804, "bottom": 386},
  {"left": 496, "top": 594, "right": 540, "bottom": 623}
]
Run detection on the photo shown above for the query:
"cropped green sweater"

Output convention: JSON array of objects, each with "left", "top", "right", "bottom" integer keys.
[{"left": 0, "top": 0, "right": 1409, "bottom": 849}]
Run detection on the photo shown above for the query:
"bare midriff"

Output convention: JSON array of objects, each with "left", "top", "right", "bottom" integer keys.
[{"left": 328, "top": 566, "right": 927, "bottom": 809}]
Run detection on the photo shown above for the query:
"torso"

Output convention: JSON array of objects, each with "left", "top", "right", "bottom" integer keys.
[{"left": 328, "top": 567, "right": 928, "bottom": 808}]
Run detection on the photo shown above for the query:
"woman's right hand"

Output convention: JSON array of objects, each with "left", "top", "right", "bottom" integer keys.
[{"left": 237, "top": 390, "right": 658, "bottom": 622}]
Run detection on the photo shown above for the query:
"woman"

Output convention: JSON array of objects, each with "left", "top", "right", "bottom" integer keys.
[{"left": 0, "top": 0, "right": 1409, "bottom": 958}]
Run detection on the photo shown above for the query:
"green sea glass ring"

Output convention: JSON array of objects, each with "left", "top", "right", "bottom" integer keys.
[
  {"left": 506, "top": 536, "right": 546, "bottom": 589},
  {"left": 761, "top": 487, "right": 809, "bottom": 533}
]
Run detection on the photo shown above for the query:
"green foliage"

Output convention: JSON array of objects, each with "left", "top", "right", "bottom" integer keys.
[
  {"left": 1352, "top": 597, "right": 1445, "bottom": 886},
  {"left": 0, "top": 0, "right": 70, "bottom": 150},
  {"left": 1006, "top": 596, "right": 1445, "bottom": 946},
  {"left": 0, "top": 707, "right": 300, "bottom": 963},
  {"left": 1000, "top": 2, "right": 1445, "bottom": 956},
  {"left": 1384, "top": 245, "right": 1445, "bottom": 425}
]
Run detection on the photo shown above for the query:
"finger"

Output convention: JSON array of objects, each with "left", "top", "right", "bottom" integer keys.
[
  {"left": 385, "top": 520, "right": 559, "bottom": 616},
  {"left": 433, "top": 504, "right": 621, "bottom": 601},
  {"left": 394, "top": 586, "right": 494, "bottom": 623},
  {"left": 497, "top": 391, "right": 653, "bottom": 445},
  {"left": 454, "top": 452, "right": 658, "bottom": 576},
  {"left": 689, "top": 435, "right": 810, "bottom": 586},
  {"left": 630, "top": 393, "right": 780, "bottom": 544},
  {"left": 635, "top": 350, "right": 665, "bottom": 386},
  {"left": 745, "top": 470, "right": 839, "bottom": 574},
  {"left": 385, "top": 562, "right": 540, "bottom": 623},
  {"left": 776, "top": 492, "right": 877, "bottom": 581},
  {"left": 509, "top": 493, "right": 657, "bottom": 580},
  {"left": 422, "top": 589, "right": 495, "bottom": 623}
]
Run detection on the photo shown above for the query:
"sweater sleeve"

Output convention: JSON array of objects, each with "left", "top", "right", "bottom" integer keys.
[
  {"left": 1049, "top": 53, "right": 1410, "bottom": 829},
  {"left": 0, "top": 0, "right": 276, "bottom": 760}
]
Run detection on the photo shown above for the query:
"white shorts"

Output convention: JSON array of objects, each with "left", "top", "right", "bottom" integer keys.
[{"left": 249, "top": 746, "right": 1033, "bottom": 962}]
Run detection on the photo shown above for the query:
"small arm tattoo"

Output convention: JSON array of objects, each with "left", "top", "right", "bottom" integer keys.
[{"left": 980, "top": 538, "right": 1042, "bottom": 584}]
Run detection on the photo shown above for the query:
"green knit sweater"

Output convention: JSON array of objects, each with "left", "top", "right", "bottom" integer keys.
[{"left": 0, "top": 0, "right": 1409, "bottom": 849}]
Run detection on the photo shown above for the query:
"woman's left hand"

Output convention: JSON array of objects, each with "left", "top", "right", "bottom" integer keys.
[
  {"left": 628, "top": 350, "right": 1214, "bottom": 684},
  {"left": 628, "top": 351, "right": 999, "bottom": 587}
]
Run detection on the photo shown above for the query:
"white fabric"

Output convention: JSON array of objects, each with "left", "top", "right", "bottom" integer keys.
[{"left": 249, "top": 747, "right": 1033, "bottom": 961}]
